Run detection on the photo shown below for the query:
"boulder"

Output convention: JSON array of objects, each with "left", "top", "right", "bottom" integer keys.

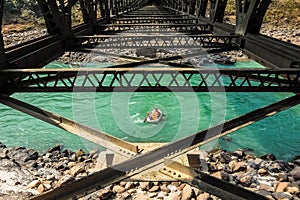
[
  {"left": 286, "top": 185, "right": 300, "bottom": 194},
  {"left": 112, "top": 185, "right": 126, "bottom": 193},
  {"left": 48, "top": 145, "right": 62, "bottom": 153},
  {"left": 134, "top": 193, "right": 152, "bottom": 200},
  {"left": 70, "top": 164, "right": 85, "bottom": 177},
  {"left": 75, "top": 149, "right": 85, "bottom": 158},
  {"left": 124, "top": 182, "right": 135, "bottom": 190},
  {"left": 97, "top": 189, "right": 113, "bottom": 199},
  {"left": 57, "top": 175, "right": 75, "bottom": 187},
  {"left": 229, "top": 160, "right": 247, "bottom": 172},
  {"left": 160, "top": 184, "right": 171, "bottom": 193},
  {"left": 27, "top": 179, "right": 41, "bottom": 189},
  {"left": 233, "top": 150, "right": 245, "bottom": 158},
  {"left": 290, "top": 167, "right": 300, "bottom": 180},
  {"left": 220, "top": 152, "right": 232, "bottom": 163},
  {"left": 258, "top": 168, "right": 268, "bottom": 174},
  {"left": 197, "top": 192, "right": 210, "bottom": 200},
  {"left": 37, "top": 184, "right": 45, "bottom": 194},
  {"left": 260, "top": 153, "right": 276, "bottom": 161},
  {"left": 149, "top": 185, "right": 160, "bottom": 192},
  {"left": 275, "top": 182, "right": 290, "bottom": 192},
  {"left": 181, "top": 184, "right": 194, "bottom": 200},
  {"left": 272, "top": 192, "right": 293, "bottom": 200},
  {"left": 238, "top": 173, "right": 253, "bottom": 187},
  {"left": 259, "top": 183, "right": 273, "bottom": 192},
  {"left": 165, "top": 191, "right": 181, "bottom": 200},
  {"left": 139, "top": 182, "right": 152, "bottom": 191}
]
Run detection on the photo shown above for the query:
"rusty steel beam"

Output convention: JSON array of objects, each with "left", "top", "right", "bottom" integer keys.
[
  {"left": 0, "top": 94, "right": 140, "bottom": 157},
  {"left": 0, "top": 68, "right": 300, "bottom": 93},
  {"left": 30, "top": 94, "right": 300, "bottom": 199},
  {"left": 161, "top": 159, "right": 268, "bottom": 200}
]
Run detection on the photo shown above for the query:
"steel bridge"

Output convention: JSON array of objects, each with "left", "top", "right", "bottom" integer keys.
[{"left": 0, "top": 0, "right": 300, "bottom": 199}]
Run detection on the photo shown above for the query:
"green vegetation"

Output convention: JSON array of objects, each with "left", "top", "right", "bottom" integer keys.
[
  {"left": 3, "top": 0, "right": 42, "bottom": 25},
  {"left": 224, "top": 0, "right": 299, "bottom": 27}
]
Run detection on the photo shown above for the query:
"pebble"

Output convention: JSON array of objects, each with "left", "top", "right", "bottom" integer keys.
[{"left": 290, "top": 167, "right": 300, "bottom": 180}]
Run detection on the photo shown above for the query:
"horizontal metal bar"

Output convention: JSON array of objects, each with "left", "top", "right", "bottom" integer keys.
[
  {"left": 0, "top": 94, "right": 140, "bottom": 156},
  {"left": 95, "top": 24, "right": 210, "bottom": 33},
  {"left": 110, "top": 18, "right": 198, "bottom": 24},
  {"left": 73, "top": 34, "right": 236, "bottom": 49},
  {"left": 244, "top": 34, "right": 300, "bottom": 69},
  {"left": 1, "top": 68, "right": 299, "bottom": 93},
  {"left": 30, "top": 94, "right": 300, "bottom": 199}
]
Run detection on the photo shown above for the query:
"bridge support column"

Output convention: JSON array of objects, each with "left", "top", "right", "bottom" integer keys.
[
  {"left": 37, "top": 0, "right": 72, "bottom": 37},
  {"left": 0, "top": 1, "right": 6, "bottom": 68},
  {"left": 210, "top": 0, "right": 228, "bottom": 23},
  {"left": 196, "top": 0, "right": 208, "bottom": 18},
  {"left": 79, "top": 0, "right": 97, "bottom": 25},
  {"left": 189, "top": 0, "right": 197, "bottom": 15},
  {"left": 235, "top": 0, "right": 271, "bottom": 36}
]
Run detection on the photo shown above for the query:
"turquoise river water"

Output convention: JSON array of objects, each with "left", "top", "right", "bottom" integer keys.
[{"left": 0, "top": 60, "right": 299, "bottom": 161}]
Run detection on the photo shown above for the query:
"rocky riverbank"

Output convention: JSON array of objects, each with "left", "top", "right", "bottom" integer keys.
[{"left": 1, "top": 142, "right": 300, "bottom": 199}]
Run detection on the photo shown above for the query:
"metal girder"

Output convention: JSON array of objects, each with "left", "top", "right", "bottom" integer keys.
[
  {"left": 110, "top": 18, "right": 198, "bottom": 24},
  {"left": 161, "top": 159, "right": 268, "bottom": 200},
  {"left": 73, "top": 34, "right": 236, "bottom": 49},
  {"left": 1, "top": 68, "right": 300, "bottom": 93},
  {"left": 244, "top": 34, "right": 300, "bottom": 69},
  {"left": 235, "top": 0, "right": 271, "bottom": 35},
  {"left": 5, "top": 35, "right": 64, "bottom": 69},
  {"left": 95, "top": 23, "right": 210, "bottom": 33},
  {"left": 196, "top": 0, "right": 208, "bottom": 18},
  {"left": 210, "top": 0, "right": 228, "bottom": 23},
  {"left": 37, "top": 0, "right": 72, "bottom": 37},
  {"left": 29, "top": 94, "right": 300, "bottom": 199},
  {"left": 0, "top": 94, "right": 140, "bottom": 157},
  {"left": 79, "top": 0, "right": 97, "bottom": 24},
  {"left": 0, "top": 0, "right": 6, "bottom": 68}
]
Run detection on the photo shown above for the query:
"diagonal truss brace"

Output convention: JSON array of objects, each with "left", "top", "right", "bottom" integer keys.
[
  {"left": 0, "top": 94, "right": 140, "bottom": 157},
  {"left": 161, "top": 159, "right": 268, "bottom": 200}
]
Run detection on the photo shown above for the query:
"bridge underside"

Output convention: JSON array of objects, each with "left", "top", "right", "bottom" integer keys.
[{"left": 0, "top": 0, "right": 300, "bottom": 199}]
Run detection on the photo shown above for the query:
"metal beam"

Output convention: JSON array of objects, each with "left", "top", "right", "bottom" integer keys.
[
  {"left": 110, "top": 18, "right": 198, "bottom": 24},
  {"left": 161, "top": 159, "right": 268, "bottom": 200},
  {"left": 73, "top": 34, "right": 236, "bottom": 49},
  {"left": 235, "top": 0, "right": 271, "bottom": 36},
  {"left": 37, "top": 0, "right": 72, "bottom": 37},
  {"left": 210, "top": 0, "right": 228, "bottom": 23},
  {"left": 5, "top": 35, "right": 64, "bottom": 69},
  {"left": 0, "top": 0, "right": 6, "bottom": 68},
  {"left": 30, "top": 93, "right": 300, "bottom": 199},
  {"left": 0, "top": 68, "right": 300, "bottom": 93},
  {"left": 95, "top": 23, "right": 211, "bottom": 33},
  {"left": 243, "top": 34, "right": 300, "bottom": 69},
  {"left": 0, "top": 94, "right": 140, "bottom": 157}
]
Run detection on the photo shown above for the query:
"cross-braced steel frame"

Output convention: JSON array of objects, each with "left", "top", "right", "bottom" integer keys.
[{"left": 0, "top": 0, "right": 300, "bottom": 199}]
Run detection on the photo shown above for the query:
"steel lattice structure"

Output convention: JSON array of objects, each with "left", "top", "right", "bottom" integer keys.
[
  {"left": 0, "top": 0, "right": 300, "bottom": 199},
  {"left": 1, "top": 68, "right": 300, "bottom": 93}
]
